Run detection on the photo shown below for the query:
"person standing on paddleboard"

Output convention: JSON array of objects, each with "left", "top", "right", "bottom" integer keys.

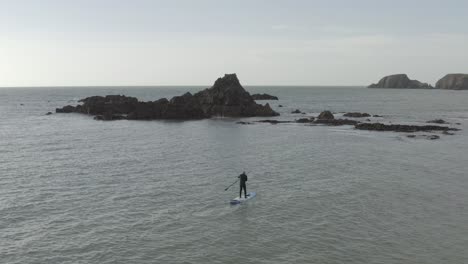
[{"left": 238, "top": 172, "right": 248, "bottom": 198}]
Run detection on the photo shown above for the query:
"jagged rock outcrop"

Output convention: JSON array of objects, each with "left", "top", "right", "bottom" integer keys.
[
  {"left": 251, "top": 93, "right": 279, "bottom": 100},
  {"left": 368, "top": 74, "right": 433, "bottom": 89},
  {"left": 435, "top": 74, "right": 468, "bottom": 90},
  {"left": 56, "top": 74, "right": 279, "bottom": 120}
]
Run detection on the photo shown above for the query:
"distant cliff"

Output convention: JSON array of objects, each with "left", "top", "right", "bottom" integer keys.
[
  {"left": 436, "top": 74, "right": 468, "bottom": 90},
  {"left": 368, "top": 74, "right": 433, "bottom": 89}
]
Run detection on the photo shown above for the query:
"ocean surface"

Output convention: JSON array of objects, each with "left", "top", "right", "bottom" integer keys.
[{"left": 1, "top": 86, "right": 468, "bottom": 264}]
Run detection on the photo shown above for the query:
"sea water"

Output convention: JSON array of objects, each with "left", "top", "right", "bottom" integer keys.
[{"left": 1, "top": 86, "right": 467, "bottom": 263}]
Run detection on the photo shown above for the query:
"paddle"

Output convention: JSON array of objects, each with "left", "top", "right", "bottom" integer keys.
[{"left": 224, "top": 179, "right": 239, "bottom": 191}]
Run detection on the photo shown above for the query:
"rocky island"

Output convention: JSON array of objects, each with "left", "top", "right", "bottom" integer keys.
[
  {"left": 56, "top": 74, "right": 279, "bottom": 120},
  {"left": 368, "top": 74, "right": 433, "bottom": 89},
  {"left": 435, "top": 74, "right": 468, "bottom": 90}
]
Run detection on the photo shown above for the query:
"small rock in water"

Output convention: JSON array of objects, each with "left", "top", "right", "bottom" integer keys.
[
  {"left": 343, "top": 112, "right": 371, "bottom": 118},
  {"left": 296, "top": 118, "right": 313, "bottom": 123},
  {"left": 291, "top": 109, "right": 301, "bottom": 114},
  {"left": 251, "top": 93, "right": 279, "bottom": 100},
  {"left": 45, "top": 112, "right": 52, "bottom": 115},
  {"left": 427, "top": 135, "right": 440, "bottom": 140},
  {"left": 278, "top": 105, "right": 283, "bottom": 107},
  {"left": 317, "top": 111, "right": 334, "bottom": 120}
]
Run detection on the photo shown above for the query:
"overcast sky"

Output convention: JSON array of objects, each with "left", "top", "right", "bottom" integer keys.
[{"left": 0, "top": 0, "right": 467, "bottom": 86}]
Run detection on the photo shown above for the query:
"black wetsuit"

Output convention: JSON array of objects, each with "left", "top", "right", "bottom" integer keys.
[{"left": 239, "top": 173, "right": 248, "bottom": 198}]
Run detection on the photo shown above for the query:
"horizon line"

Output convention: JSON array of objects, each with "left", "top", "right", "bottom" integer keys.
[{"left": 0, "top": 84, "right": 367, "bottom": 88}]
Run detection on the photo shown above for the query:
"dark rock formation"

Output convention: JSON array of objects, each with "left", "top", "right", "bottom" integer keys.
[
  {"left": 314, "top": 119, "right": 358, "bottom": 126},
  {"left": 291, "top": 109, "right": 301, "bottom": 114},
  {"left": 45, "top": 112, "right": 52, "bottom": 115},
  {"left": 435, "top": 74, "right": 468, "bottom": 90},
  {"left": 251, "top": 93, "right": 279, "bottom": 100},
  {"left": 368, "top": 74, "right": 433, "bottom": 89},
  {"left": 373, "top": 115, "right": 383, "bottom": 117},
  {"left": 317, "top": 111, "right": 334, "bottom": 120},
  {"left": 343, "top": 112, "right": 371, "bottom": 118},
  {"left": 56, "top": 74, "right": 279, "bottom": 120},
  {"left": 278, "top": 105, "right": 283, "bottom": 107},
  {"left": 428, "top": 135, "right": 440, "bottom": 140},
  {"left": 355, "top": 123, "right": 458, "bottom": 132},
  {"left": 426, "top": 119, "right": 448, "bottom": 124}
]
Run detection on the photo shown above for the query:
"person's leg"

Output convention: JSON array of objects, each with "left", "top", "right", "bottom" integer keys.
[
  {"left": 244, "top": 183, "right": 247, "bottom": 198},
  {"left": 239, "top": 183, "right": 242, "bottom": 198}
]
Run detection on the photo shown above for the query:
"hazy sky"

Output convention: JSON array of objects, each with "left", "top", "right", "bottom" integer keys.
[{"left": 1, "top": 0, "right": 467, "bottom": 86}]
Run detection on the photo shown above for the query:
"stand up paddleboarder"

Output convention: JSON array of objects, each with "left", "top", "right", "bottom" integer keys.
[{"left": 238, "top": 172, "right": 248, "bottom": 198}]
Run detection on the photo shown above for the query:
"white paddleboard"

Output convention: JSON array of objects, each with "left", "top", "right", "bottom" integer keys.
[{"left": 230, "top": 192, "right": 256, "bottom": 205}]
